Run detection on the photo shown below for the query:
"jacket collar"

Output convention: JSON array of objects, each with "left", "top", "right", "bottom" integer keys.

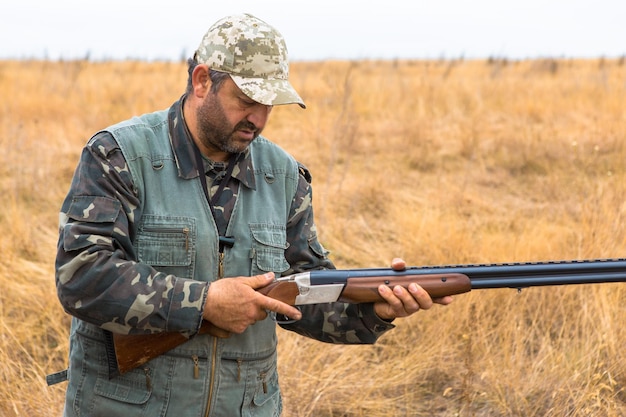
[{"left": 168, "top": 95, "right": 256, "bottom": 190}]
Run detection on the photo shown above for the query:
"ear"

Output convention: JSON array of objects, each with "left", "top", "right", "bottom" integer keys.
[{"left": 191, "top": 64, "right": 211, "bottom": 98}]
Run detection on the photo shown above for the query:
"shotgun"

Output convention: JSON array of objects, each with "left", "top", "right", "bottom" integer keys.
[{"left": 107, "top": 258, "right": 626, "bottom": 376}]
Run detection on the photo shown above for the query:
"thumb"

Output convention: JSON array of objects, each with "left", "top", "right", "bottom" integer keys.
[
  {"left": 391, "top": 258, "right": 406, "bottom": 271},
  {"left": 246, "top": 272, "right": 276, "bottom": 289}
]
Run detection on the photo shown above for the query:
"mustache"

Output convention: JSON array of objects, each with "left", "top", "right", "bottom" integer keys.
[{"left": 234, "top": 121, "right": 258, "bottom": 133}]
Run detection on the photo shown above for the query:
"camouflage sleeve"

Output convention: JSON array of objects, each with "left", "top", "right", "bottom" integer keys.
[
  {"left": 279, "top": 163, "right": 395, "bottom": 343},
  {"left": 55, "top": 132, "right": 207, "bottom": 336},
  {"left": 282, "top": 163, "right": 335, "bottom": 274}
]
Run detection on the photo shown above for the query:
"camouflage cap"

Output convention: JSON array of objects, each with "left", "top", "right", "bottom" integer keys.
[{"left": 195, "top": 13, "right": 305, "bottom": 109}]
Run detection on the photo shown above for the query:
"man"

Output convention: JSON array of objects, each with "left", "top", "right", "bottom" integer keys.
[{"left": 49, "top": 13, "right": 452, "bottom": 416}]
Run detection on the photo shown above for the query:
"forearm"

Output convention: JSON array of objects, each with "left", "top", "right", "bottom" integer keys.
[
  {"left": 56, "top": 243, "right": 207, "bottom": 335},
  {"left": 279, "top": 302, "right": 395, "bottom": 344}
]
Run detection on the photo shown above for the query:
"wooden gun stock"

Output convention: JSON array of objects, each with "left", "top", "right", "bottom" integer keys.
[
  {"left": 108, "top": 272, "right": 470, "bottom": 376},
  {"left": 111, "top": 320, "right": 230, "bottom": 376}
]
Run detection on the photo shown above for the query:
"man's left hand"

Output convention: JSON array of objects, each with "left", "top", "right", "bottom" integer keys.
[{"left": 374, "top": 258, "right": 454, "bottom": 320}]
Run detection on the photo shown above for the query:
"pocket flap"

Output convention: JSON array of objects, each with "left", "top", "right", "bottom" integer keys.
[
  {"left": 67, "top": 196, "right": 121, "bottom": 223},
  {"left": 250, "top": 224, "right": 288, "bottom": 249}
]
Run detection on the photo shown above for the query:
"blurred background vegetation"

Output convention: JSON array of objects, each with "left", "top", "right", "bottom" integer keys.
[{"left": 0, "top": 57, "right": 624, "bottom": 416}]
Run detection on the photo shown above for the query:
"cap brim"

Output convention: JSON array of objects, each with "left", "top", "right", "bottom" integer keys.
[{"left": 230, "top": 75, "right": 306, "bottom": 109}]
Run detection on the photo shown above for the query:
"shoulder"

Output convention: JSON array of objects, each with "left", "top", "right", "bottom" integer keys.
[
  {"left": 248, "top": 137, "right": 314, "bottom": 184},
  {"left": 249, "top": 136, "right": 297, "bottom": 169},
  {"left": 297, "top": 162, "right": 313, "bottom": 184},
  {"left": 95, "top": 109, "right": 171, "bottom": 159},
  {"left": 106, "top": 109, "right": 169, "bottom": 134},
  {"left": 250, "top": 135, "right": 290, "bottom": 156},
  {"left": 100, "top": 109, "right": 169, "bottom": 149},
  {"left": 86, "top": 131, "right": 120, "bottom": 160}
]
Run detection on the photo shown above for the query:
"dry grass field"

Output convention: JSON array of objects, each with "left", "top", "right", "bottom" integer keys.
[{"left": 1, "top": 57, "right": 625, "bottom": 416}]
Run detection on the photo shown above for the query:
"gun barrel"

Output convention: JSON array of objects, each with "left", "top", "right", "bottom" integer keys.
[
  {"left": 407, "top": 258, "right": 626, "bottom": 290},
  {"left": 305, "top": 258, "right": 626, "bottom": 290}
]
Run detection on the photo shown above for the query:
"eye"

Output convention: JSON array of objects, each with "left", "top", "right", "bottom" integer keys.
[{"left": 239, "top": 96, "right": 256, "bottom": 107}]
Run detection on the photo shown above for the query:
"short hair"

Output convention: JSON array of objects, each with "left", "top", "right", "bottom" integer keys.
[{"left": 186, "top": 57, "right": 231, "bottom": 94}]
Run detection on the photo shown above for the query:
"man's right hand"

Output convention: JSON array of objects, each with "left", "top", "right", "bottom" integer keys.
[{"left": 202, "top": 272, "right": 302, "bottom": 334}]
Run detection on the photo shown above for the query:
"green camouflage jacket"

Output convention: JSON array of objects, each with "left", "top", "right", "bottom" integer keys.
[{"left": 55, "top": 97, "right": 395, "bottom": 344}]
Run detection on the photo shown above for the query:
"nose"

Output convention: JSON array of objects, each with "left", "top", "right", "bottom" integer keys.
[{"left": 246, "top": 104, "right": 273, "bottom": 129}]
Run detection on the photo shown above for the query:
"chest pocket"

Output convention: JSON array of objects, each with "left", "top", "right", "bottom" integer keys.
[
  {"left": 136, "top": 215, "right": 196, "bottom": 279},
  {"left": 250, "top": 223, "right": 289, "bottom": 276}
]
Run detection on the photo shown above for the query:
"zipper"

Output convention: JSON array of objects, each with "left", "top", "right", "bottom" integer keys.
[
  {"left": 203, "top": 337, "right": 218, "bottom": 417},
  {"left": 143, "top": 367, "right": 152, "bottom": 391},
  {"left": 142, "top": 226, "right": 190, "bottom": 250},
  {"left": 204, "top": 250, "right": 224, "bottom": 417},
  {"left": 192, "top": 355, "right": 200, "bottom": 379},
  {"left": 218, "top": 252, "right": 225, "bottom": 278},
  {"left": 183, "top": 227, "right": 189, "bottom": 251},
  {"left": 259, "top": 371, "right": 268, "bottom": 394}
]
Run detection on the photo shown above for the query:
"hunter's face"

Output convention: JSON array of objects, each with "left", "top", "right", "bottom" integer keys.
[{"left": 196, "top": 77, "right": 272, "bottom": 156}]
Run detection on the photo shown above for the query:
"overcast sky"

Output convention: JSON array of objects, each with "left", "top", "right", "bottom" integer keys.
[{"left": 1, "top": 0, "right": 624, "bottom": 61}]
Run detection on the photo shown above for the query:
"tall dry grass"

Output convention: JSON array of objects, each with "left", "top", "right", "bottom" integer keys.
[{"left": 1, "top": 58, "right": 624, "bottom": 416}]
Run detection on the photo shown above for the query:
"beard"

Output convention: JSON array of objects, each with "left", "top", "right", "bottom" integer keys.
[{"left": 195, "top": 94, "right": 260, "bottom": 155}]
